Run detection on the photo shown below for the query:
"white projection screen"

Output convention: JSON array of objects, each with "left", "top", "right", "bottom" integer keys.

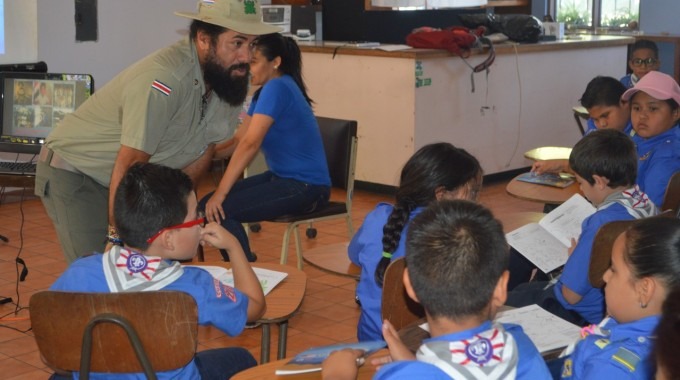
[{"left": 0, "top": 0, "right": 38, "bottom": 64}]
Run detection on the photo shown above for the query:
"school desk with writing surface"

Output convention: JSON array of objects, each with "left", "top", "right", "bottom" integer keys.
[
  {"left": 302, "top": 242, "right": 361, "bottom": 279},
  {"left": 506, "top": 174, "right": 580, "bottom": 205},
  {"left": 231, "top": 349, "right": 386, "bottom": 380},
  {"left": 523, "top": 146, "right": 572, "bottom": 161},
  {"left": 188, "top": 262, "right": 307, "bottom": 364}
]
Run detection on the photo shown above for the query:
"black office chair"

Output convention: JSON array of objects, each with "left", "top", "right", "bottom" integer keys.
[{"left": 271, "top": 116, "right": 358, "bottom": 269}]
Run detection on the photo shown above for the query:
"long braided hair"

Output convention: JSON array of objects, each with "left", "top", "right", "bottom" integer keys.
[
  {"left": 374, "top": 142, "right": 482, "bottom": 287},
  {"left": 252, "top": 33, "right": 313, "bottom": 105}
]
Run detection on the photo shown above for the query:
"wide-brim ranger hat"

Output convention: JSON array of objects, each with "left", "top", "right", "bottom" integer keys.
[
  {"left": 621, "top": 70, "right": 680, "bottom": 105},
  {"left": 175, "top": 0, "right": 282, "bottom": 36}
]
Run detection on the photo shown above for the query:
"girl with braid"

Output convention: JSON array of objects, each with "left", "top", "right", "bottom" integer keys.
[
  {"left": 349, "top": 142, "right": 483, "bottom": 341},
  {"left": 201, "top": 33, "right": 330, "bottom": 262}
]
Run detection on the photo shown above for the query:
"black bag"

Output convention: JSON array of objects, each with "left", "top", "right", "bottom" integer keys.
[{"left": 459, "top": 14, "right": 543, "bottom": 43}]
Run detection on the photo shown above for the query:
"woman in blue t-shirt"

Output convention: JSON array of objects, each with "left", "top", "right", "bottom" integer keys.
[{"left": 201, "top": 33, "right": 330, "bottom": 261}]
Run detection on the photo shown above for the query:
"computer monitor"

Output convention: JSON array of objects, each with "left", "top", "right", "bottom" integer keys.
[{"left": 0, "top": 72, "right": 94, "bottom": 155}]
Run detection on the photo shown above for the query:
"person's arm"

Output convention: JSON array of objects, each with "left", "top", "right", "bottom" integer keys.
[
  {"left": 322, "top": 349, "right": 364, "bottom": 380},
  {"left": 182, "top": 143, "right": 215, "bottom": 189},
  {"left": 204, "top": 113, "right": 273, "bottom": 222},
  {"left": 531, "top": 159, "right": 571, "bottom": 175},
  {"left": 108, "top": 145, "right": 152, "bottom": 225},
  {"left": 200, "top": 222, "right": 266, "bottom": 321}
]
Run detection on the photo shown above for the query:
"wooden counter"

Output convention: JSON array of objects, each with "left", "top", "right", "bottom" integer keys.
[
  {"left": 300, "top": 36, "right": 632, "bottom": 186},
  {"left": 299, "top": 35, "right": 633, "bottom": 59}
]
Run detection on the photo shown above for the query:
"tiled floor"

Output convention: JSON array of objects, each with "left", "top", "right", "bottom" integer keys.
[{"left": 0, "top": 174, "right": 542, "bottom": 379}]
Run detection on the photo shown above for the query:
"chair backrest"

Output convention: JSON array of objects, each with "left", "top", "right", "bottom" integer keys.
[
  {"left": 316, "top": 116, "right": 358, "bottom": 191},
  {"left": 381, "top": 257, "right": 425, "bottom": 331},
  {"left": 572, "top": 106, "right": 589, "bottom": 136},
  {"left": 661, "top": 171, "right": 680, "bottom": 214},
  {"left": 30, "top": 290, "right": 198, "bottom": 374},
  {"left": 588, "top": 211, "right": 676, "bottom": 288}
]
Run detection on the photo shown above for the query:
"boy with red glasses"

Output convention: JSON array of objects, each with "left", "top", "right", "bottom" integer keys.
[{"left": 50, "top": 163, "right": 265, "bottom": 380}]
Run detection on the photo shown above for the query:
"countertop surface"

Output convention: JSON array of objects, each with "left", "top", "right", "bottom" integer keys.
[{"left": 298, "top": 35, "right": 634, "bottom": 59}]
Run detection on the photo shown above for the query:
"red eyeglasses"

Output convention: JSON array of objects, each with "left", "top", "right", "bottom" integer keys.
[{"left": 146, "top": 212, "right": 206, "bottom": 244}]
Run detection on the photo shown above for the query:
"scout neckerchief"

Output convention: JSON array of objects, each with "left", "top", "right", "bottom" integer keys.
[
  {"left": 598, "top": 185, "right": 658, "bottom": 219},
  {"left": 560, "top": 317, "right": 610, "bottom": 358},
  {"left": 416, "top": 322, "right": 518, "bottom": 379},
  {"left": 103, "top": 245, "right": 183, "bottom": 292}
]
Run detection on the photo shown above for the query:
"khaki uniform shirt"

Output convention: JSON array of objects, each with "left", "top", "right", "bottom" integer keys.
[{"left": 46, "top": 38, "right": 240, "bottom": 186}]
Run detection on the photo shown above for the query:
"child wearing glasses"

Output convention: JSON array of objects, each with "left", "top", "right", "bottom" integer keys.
[
  {"left": 50, "top": 163, "right": 266, "bottom": 380},
  {"left": 621, "top": 70, "right": 680, "bottom": 206},
  {"left": 621, "top": 39, "right": 660, "bottom": 89}
]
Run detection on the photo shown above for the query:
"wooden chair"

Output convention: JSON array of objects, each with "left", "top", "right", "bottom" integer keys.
[
  {"left": 588, "top": 211, "right": 676, "bottom": 288},
  {"left": 30, "top": 291, "right": 198, "bottom": 378},
  {"left": 381, "top": 257, "right": 425, "bottom": 331},
  {"left": 271, "top": 117, "right": 358, "bottom": 269},
  {"left": 661, "top": 171, "right": 680, "bottom": 214}
]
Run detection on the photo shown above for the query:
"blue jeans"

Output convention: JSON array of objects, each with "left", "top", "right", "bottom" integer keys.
[
  {"left": 506, "top": 281, "right": 588, "bottom": 327},
  {"left": 199, "top": 171, "right": 330, "bottom": 261},
  {"left": 195, "top": 347, "right": 257, "bottom": 379},
  {"left": 49, "top": 347, "right": 256, "bottom": 380}
]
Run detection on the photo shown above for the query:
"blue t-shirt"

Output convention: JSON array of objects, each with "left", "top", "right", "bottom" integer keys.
[
  {"left": 348, "top": 203, "right": 423, "bottom": 341},
  {"left": 375, "top": 321, "right": 551, "bottom": 379},
  {"left": 561, "top": 316, "right": 659, "bottom": 379},
  {"left": 50, "top": 254, "right": 249, "bottom": 380},
  {"left": 632, "top": 125, "right": 680, "bottom": 206},
  {"left": 248, "top": 75, "right": 330, "bottom": 186},
  {"left": 554, "top": 203, "right": 637, "bottom": 324}
]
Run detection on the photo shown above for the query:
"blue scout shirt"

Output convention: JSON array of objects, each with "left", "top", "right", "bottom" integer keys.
[
  {"left": 584, "top": 119, "right": 633, "bottom": 136},
  {"left": 561, "top": 316, "right": 659, "bottom": 379},
  {"left": 375, "top": 321, "right": 551, "bottom": 379},
  {"left": 349, "top": 203, "right": 423, "bottom": 341},
  {"left": 632, "top": 125, "right": 680, "bottom": 206},
  {"left": 554, "top": 203, "right": 637, "bottom": 324}
]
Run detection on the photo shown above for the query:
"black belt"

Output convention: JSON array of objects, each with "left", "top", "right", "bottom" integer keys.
[{"left": 38, "top": 146, "right": 80, "bottom": 174}]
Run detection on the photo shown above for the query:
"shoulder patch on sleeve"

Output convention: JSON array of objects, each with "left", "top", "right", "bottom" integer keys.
[
  {"left": 611, "top": 347, "right": 640, "bottom": 372},
  {"left": 561, "top": 358, "right": 573, "bottom": 378},
  {"left": 594, "top": 339, "right": 610, "bottom": 349}
]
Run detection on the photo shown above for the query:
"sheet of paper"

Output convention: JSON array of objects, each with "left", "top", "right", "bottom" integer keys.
[
  {"left": 187, "top": 266, "right": 287, "bottom": 296},
  {"left": 505, "top": 223, "right": 569, "bottom": 273},
  {"left": 376, "top": 44, "right": 413, "bottom": 51},
  {"left": 418, "top": 304, "right": 581, "bottom": 354},
  {"left": 495, "top": 304, "right": 581, "bottom": 353},
  {"left": 539, "top": 194, "right": 595, "bottom": 246}
]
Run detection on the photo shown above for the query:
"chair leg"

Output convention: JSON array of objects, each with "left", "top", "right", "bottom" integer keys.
[
  {"left": 279, "top": 223, "right": 296, "bottom": 265},
  {"left": 196, "top": 245, "right": 205, "bottom": 262},
  {"left": 346, "top": 215, "right": 354, "bottom": 238},
  {"left": 293, "top": 225, "right": 303, "bottom": 270}
]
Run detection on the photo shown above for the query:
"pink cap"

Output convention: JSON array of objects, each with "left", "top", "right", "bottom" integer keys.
[{"left": 622, "top": 71, "right": 680, "bottom": 105}]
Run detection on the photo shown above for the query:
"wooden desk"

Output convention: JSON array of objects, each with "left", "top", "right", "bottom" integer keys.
[
  {"left": 232, "top": 349, "right": 385, "bottom": 380},
  {"left": 189, "top": 262, "right": 307, "bottom": 364},
  {"left": 523, "top": 147, "right": 572, "bottom": 161},
  {"left": 302, "top": 242, "right": 361, "bottom": 279},
  {"left": 0, "top": 173, "right": 35, "bottom": 188},
  {"left": 506, "top": 174, "right": 580, "bottom": 205}
]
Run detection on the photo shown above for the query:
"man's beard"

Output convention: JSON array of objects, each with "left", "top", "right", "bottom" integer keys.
[{"left": 203, "top": 55, "right": 250, "bottom": 107}]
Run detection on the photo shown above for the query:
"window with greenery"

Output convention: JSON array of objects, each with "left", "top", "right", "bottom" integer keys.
[{"left": 554, "top": 0, "right": 639, "bottom": 30}]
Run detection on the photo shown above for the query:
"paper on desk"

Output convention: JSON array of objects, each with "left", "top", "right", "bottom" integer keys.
[
  {"left": 376, "top": 44, "right": 413, "bottom": 51},
  {"left": 495, "top": 305, "right": 581, "bottom": 353},
  {"left": 419, "top": 304, "right": 581, "bottom": 353},
  {"left": 187, "top": 266, "right": 287, "bottom": 296}
]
